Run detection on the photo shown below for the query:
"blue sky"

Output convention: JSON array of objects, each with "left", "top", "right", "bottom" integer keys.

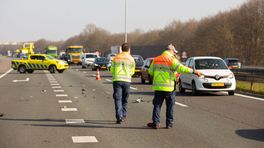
[{"left": 0, "top": 0, "right": 247, "bottom": 42}]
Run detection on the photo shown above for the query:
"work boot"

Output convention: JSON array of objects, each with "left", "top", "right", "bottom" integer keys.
[
  {"left": 116, "top": 119, "right": 123, "bottom": 124},
  {"left": 147, "top": 122, "right": 160, "bottom": 129},
  {"left": 0, "top": 113, "right": 4, "bottom": 117},
  {"left": 166, "top": 124, "right": 173, "bottom": 129}
]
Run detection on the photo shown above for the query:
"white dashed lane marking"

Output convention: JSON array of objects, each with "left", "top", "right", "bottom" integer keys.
[
  {"left": 105, "top": 79, "right": 112, "bottom": 82},
  {"left": 130, "top": 86, "right": 138, "bottom": 90},
  {"left": 53, "top": 90, "right": 65, "bottom": 92},
  {"left": 175, "top": 102, "right": 188, "bottom": 108},
  {"left": 52, "top": 86, "right": 62, "bottom": 89},
  {"left": 61, "top": 108, "right": 78, "bottom": 111},
  {"left": 56, "top": 94, "right": 68, "bottom": 97},
  {"left": 66, "top": 119, "right": 85, "bottom": 124},
  {"left": 58, "top": 100, "right": 72, "bottom": 103},
  {"left": 51, "top": 83, "right": 60, "bottom": 86},
  {"left": 72, "top": 136, "right": 98, "bottom": 143}
]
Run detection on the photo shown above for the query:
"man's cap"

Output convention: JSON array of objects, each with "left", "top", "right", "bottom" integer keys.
[{"left": 167, "top": 44, "right": 178, "bottom": 54}]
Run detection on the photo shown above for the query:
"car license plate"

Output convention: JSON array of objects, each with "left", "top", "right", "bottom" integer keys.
[
  {"left": 211, "top": 83, "right": 224, "bottom": 87},
  {"left": 102, "top": 66, "right": 106, "bottom": 68},
  {"left": 135, "top": 69, "right": 140, "bottom": 72}
]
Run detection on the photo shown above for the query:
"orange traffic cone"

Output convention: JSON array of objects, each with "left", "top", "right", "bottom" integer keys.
[{"left": 96, "top": 68, "right": 101, "bottom": 80}]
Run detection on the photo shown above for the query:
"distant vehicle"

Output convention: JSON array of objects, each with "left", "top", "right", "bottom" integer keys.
[
  {"left": 140, "top": 58, "right": 154, "bottom": 84},
  {"left": 110, "top": 46, "right": 121, "bottom": 54},
  {"left": 81, "top": 53, "right": 99, "bottom": 68},
  {"left": 91, "top": 57, "right": 110, "bottom": 71},
  {"left": 11, "top": 54, "right": 69, "bottom": 74},
  {"left": 107, "top": 53, "right": 116, "bottom": 62},
  {"left": 132, "top": 55, "right": 144, "bottom": 77},
  {"left": 20, "top": 42, "right": 35, "bottom": 58},
  {"left": 178, "top": 56, "right": 236, "bottom": 95},
  {"left": 224, "top": 58, "right": 241, "bottom": 69},
  {"left": 65, "top": 45, "right": 84, "bottom": 65},
  {"left": 45, "top": 46, "right": 58, "bottom": 58}
]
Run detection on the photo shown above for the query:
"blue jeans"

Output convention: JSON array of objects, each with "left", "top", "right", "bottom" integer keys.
[
  {"left": 152, "top": 90, "right": 176, "bottom": 126},
  {"left": 113, "top": 81, "right": 130, "bottom": 120}
]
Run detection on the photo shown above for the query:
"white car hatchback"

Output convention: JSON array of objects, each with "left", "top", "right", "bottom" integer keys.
[{"left": 178, "top": 56, "right": 236, "bottom": 95}]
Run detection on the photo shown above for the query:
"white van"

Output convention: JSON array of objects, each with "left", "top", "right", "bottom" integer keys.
[{"left": 81, "top": 53, "right": 99, "bottom": 68}]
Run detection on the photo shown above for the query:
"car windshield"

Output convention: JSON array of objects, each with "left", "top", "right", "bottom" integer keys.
[
  {"left": 132, "top": 55, "right": 144, "bottom": 67},
  {"left": 195, "top": 59, "right": 227, "bottom": 70},
  {"left": 46, "top": 55, "right": 55, "bottom": 60},
  {"left": 95, "top": 58, "right": 108, "bottom": 62},
  {"left": 86, "top": 54, "right": 97, "bottom": 58},
  {"left": 67, "top": 48, "right": 82, "bottom": 53}
]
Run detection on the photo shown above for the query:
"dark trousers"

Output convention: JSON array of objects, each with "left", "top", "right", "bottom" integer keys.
[
  {"left": 152, "top": 90, "right": 176, "bottom": 126},
  {"left": 113, "top": 81, "right": 130, "bottom": 120}
]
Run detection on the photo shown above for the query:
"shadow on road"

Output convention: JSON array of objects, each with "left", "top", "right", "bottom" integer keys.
[
  {"left": 236, "top": 129, "right": 264, "bottom": 142},
  {"left": 0, "top": 117, "right": 165, "bottom": 130}
]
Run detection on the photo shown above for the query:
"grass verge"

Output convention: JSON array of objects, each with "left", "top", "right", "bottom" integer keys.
[{"left": 236, "top": 80, "right": 264, "bottom": 95}]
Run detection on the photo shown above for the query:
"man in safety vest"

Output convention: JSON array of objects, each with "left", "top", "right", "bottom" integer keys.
[
  {"left": 110, "top": 43, "right": 135, "bottom": 124},
  {"left": 147, "top": 44, "right": 202, "bottom": 129}
]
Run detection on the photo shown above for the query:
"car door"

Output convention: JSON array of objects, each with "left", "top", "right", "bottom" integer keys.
[
  {"left": 180, "top": 58, "right": 190, "bottom": 87},
  {"left": 141, "top": 59, "right": 149, "bottom": 79},
  {"left": 29, "top": 55, "right": 40, "bottom": 69},
  {"left": 181, "top": 58, "right": 194, "bottom": 88}
]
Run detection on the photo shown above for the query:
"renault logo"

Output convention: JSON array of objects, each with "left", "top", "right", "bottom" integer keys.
[{"left": 215, "top": 75, "right": 220, "bottom": 80}]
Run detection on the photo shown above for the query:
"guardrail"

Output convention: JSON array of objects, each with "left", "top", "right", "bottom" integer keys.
[{"left": 232, "top": 67, "right": 264, "bottom": 94}]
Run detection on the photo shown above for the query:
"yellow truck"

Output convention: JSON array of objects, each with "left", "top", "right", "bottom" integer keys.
[
  {"left": 20, "top": 42, "right": 35, "bottom": 58},
  {"left": 11, "top": 54, "right": 69, "bottom": 74},
  {"left": 65, "top": 45, "right": 84, "bottom": 65}
]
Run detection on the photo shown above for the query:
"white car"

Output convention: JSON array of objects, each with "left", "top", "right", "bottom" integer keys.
[
  {"left": 81, "top": 53, "right": 99, "bottom": 68},
  {"left": 178, "top": 56, "right": 236, "bottom": 95}
]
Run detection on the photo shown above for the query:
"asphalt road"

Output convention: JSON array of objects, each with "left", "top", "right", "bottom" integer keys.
[{"left": 0, "top": 59, "right": 263, "bottom": 148}]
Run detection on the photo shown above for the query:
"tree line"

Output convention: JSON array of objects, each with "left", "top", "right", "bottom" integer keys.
[{"left": 1, "top": 0, "right": 263, "bottom": 66}]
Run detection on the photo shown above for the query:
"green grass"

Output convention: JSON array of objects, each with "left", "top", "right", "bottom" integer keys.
[{"left": 236, "top": 80, "right": 264, "bottom": 95}]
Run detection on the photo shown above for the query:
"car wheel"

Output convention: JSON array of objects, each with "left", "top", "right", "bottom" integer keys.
[
  {"left": 27, "top": 69, "right": 34, "bottom": 73},
  {"left": 49, "top": 65, "right": 56, "bottom": 73},
  {"left": 228, "top": 91, "right": 235, "bottom": 95},
  {"left": 82, "top": 65, "right": 86, "bottom": 69},
  {"left": 18, "top": 65, "right": 26, "bottom": 74},
  {"left": 57, "top": 69, "right": 64, "bottom": 73},
  {"left": 178, "top": 80, "right": 185, "bottom": 93},
  {"left": 192, "top": 81, "right": 198, "bottom": 95},
  {"left": 141, "top": 75, "right": 145, "bottom": 84}
]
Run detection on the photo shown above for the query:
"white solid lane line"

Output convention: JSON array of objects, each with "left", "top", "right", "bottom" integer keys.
[
  {"left": 235, "top": 93, "right": 264, "bottom": 101},
  {"left": 65, "top": 119, "right": 85, "bottom": 124},
  {"left": 56, "top": 94, "right": 68, "bottom": 97},
  {"left": 53, "top": 90, "right": 65, "bottom": 92},
  {"left": 58, "top": 100, "right": 72, "bottom": 103},
  {"left": 72, "top": 136, "right": 98, "bottom": 143},
  {"left": 175, "top": 102, "right": 188, "bottom": 108},
  {"left": 221, "top": 92, "right": 264, "bottom": 101},
  {"left": 0, "top": 69, "right": 13, "bottom": 79},
  {"left": 130, "top": 86, "right": 138, "bottom": 90}
]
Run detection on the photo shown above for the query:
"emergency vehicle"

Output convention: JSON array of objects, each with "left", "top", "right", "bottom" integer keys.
[{"left": 11, "top": 54, "right": 69, "bottom": 74}]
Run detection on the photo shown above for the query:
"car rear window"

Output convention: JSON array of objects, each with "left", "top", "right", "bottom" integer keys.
[
  {"left": 95, "top": 58, "right": 108, "bottom": 62},
  {"left": 195, "top": 59, "right": 228, "bottom": 70},
  {"left": 86, "top": 54, "right": 97, "bottom": 58},
  {"left": 133, "top": 55, "right": 144, "bottom": 67}
]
